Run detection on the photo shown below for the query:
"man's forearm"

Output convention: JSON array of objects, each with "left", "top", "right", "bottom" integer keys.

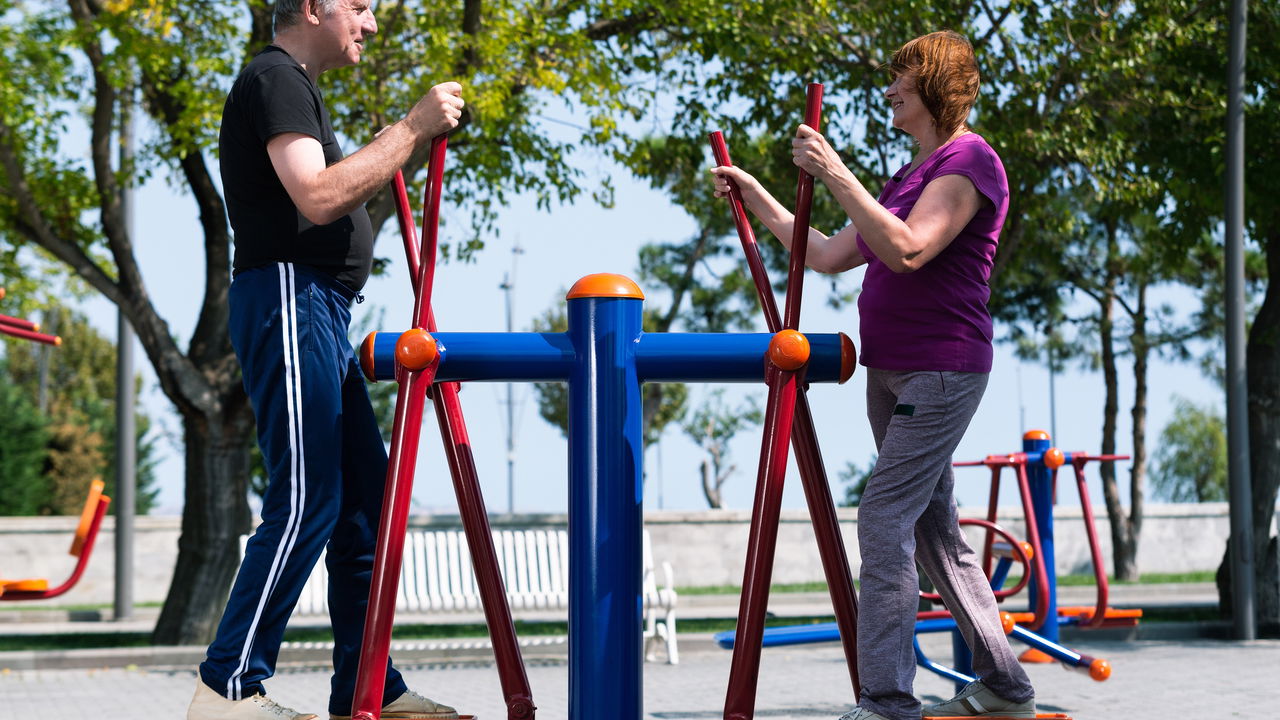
[{"left": 303, "top": 121, "right": 422, "bottom": 225}]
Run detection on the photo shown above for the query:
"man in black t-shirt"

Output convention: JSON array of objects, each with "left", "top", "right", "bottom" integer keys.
[{"left": 188, "top": 2, "right": 464, "bottom": 719}]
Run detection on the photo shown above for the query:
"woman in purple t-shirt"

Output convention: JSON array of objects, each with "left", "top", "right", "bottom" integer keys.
[{"left": 711, "top": 31, "right": 1036, "bottom": 720}]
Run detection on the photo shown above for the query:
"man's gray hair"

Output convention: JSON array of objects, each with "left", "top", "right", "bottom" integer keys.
[{"left": 274, "top": 0, "right": 341, "bottom": 30}]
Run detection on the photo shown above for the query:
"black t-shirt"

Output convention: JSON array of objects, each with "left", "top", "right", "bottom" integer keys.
[{"left": 221, "top": 45, "right": 374, "bottom": 291}]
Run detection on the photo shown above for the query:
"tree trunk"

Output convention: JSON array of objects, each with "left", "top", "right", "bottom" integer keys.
[
  {"left": 1247, "top": 230, "right": 1280, "bottom": 632},
  {"left": 700, "top": 459, "right": 723, "bottom": 509},
  {"left": 1126, "top": 283, "right": 1148, "bottom": 578},
  {"left": 1095, "top": 242, "right": 1139, "bottom": 580},
  {"left": 152, "top": 406, "right": 255, "bottom": 645}
]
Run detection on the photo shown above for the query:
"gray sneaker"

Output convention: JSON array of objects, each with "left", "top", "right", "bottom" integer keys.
[
  {"left": 839, "top": 707, "right": 892, "bottom": 720},
  {"left": 923, "top": 680, "right": 1036, "bottom": 718},
  {"left": 187, "top": 680, "right": 317, "bottom": 720}
]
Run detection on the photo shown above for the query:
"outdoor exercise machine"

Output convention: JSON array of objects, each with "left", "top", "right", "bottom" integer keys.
[
  {"left": 348, "top": 84, "right": 865, "bottom": 720},
  {"left": 0, "top": 479, "right": 112, "bottom": 601},
  {"left": 718, "top": 430, "right": 1133, "bottom": 708},
  {"left": 944, "top": 431, "right": 1139, "bottom": 671}
]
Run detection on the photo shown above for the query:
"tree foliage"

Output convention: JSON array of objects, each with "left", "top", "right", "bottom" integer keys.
[
  {"left": 0, "top": 301, "right": 160, "bottom": 515},
  {"left": 1150, "top": 398, "right": 1227, "bottom": 504},
  {"left": 3, "top": 0, "right": 1276, "bottom": 636},
  {"left": 0, "top": 367, "right": 51, "bottom": 515}
]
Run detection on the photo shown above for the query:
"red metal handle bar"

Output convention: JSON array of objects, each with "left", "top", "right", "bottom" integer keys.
[
  {"left": 723, "top": 364, "right": 805, "bottom": 720},
  {"left": 0, "top": 313, "right": 39, "bottom": 332},
  {"left": 350, "top": 362, "right": 438, "bottom": 720},
  {"left": 782, "top": 83, "right": 823, "bottom": 332},
  {"left": 1012, "top": 460, "right": 1051, "bottom": 629},
  {"left": 392, "top": 171, "right": 420, "bottom": 282},
  {"left": 0, "top": 323, "right": 60, "bottom": 346},
  {"left": 385, "top": 152, "right": 536, "bottom": 719},
  {"left": 711, "top": 115, "right": 860, "bottom": 701},
  {"left": 1068, "top": 458, "right": 1110, "bottom": 628},
  {"left": 707, "top": 132, "right": 783, "bottom": 333},
  {"left": 411, "top": 136, "right": 448, "bottom": 331}
]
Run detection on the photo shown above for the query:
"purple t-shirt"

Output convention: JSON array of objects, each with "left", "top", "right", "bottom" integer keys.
[{"left": 855, "top": 133, "right": 1008, "bottom": 373}]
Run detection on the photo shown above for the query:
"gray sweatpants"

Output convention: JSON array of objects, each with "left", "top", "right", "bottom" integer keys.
[{"left": 854, "top": 369, "right": 1033, "bottom": 720}]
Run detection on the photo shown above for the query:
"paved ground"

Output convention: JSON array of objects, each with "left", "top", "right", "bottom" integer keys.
[{"left": 1, "top": 632, "right": 1275, "bottom": 719}]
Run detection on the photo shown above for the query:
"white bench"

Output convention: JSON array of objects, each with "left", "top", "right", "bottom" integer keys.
[{"left": 242, "top": 527, "right": 679, "bottom": 663}]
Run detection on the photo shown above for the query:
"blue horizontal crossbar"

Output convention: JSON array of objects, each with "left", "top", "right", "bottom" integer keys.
[{"left": 362, "top": 331, "right": 851, "bottom": 384}]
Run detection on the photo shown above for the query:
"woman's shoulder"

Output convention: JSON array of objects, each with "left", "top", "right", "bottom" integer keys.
[
  {"left": 926, "top": 132, "right": 1008, "bottom": 207},
  {"left": 931, "top": 133, "right": 1005, "bottom": 180},
  {"left": 938, "top": 132, "right": 1002, "bottom": 165}
]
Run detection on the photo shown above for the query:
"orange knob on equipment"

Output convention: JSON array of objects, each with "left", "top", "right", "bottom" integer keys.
[
  {"left": 1020, "top": 541, "right": 1035, "bottom": 561},
  {"left": 1044, "top": 447, "right": 1066, "bottom": 470},
  {"left": 1089, "top": 657, "right": 1111, "bottom": 681},
  {"left": 999, "top": 612, "right": 1015, "bottom": 635},
  {"left": 395, "top": 328, "right": 438, "bottom": 371},
  {"left": 768, "top": 329, "right": 810, "bottom": 371}
]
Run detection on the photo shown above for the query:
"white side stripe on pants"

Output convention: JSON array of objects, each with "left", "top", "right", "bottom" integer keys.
[{"left": 226, "top": 263, "right": 309, "bottom": 700}]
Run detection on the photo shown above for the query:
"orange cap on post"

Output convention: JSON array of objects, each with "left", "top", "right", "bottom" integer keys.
[
  {"left": 566, "top": 273, "right": 644, "bottom": 300},
  {"left": 1044, "top": 447, "right": 1066, "bottom": 469},
  {"left": 1024, "top": 429, "right": 1050, "bottom": 441},
  {"left": 768, "top": 329, "right": 810, "bottom": 371},
  {"left": 395, "top": 328, "right": 438, "bottom": 371}
]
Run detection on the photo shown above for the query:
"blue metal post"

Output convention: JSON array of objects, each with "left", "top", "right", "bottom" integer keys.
[
  {"left": 566, "top": 277, "right": 645, "bottom": 720},
  {"left": 1023, "top": 431, "right": 1058, "bottom": 641},
  {"left": 950, "top": 630, "right": 974, "bottom": 694}
]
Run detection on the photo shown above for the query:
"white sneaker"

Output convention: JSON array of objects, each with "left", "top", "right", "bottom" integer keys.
[
  {"left": 923, "top": 680, "right": 1036, "bottom": 718},
  {"left": 188, "top": 680, "right": 318, "bottom": 720},
  {"left": 329, "top": 690, "right": 459, "bottom": 720},
  {"left": 839, "top": 707, "right": 892, "bottom": 720}
]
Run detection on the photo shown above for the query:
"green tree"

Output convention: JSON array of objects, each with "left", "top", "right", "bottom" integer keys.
[
  {"left": 681, "top": 389, "right": 762, "bottom": 508},
  {"left": 3, "top": 302, "right": 160, "bottom": 514},
  {"left": 0, "top": 0, "right": 795, "bottom": 643},
  {"left": 0, "top": 366, "right": 51, "bottom": 515},
  {"left": 839, "top": 455, "right": 876, "bottom": 508},
  {"left": 1150, "top": 398, "right": 1227, "bottom": 503}
]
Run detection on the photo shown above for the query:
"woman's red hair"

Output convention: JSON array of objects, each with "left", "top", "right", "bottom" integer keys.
[{"left": 889, "top": 31, "right": 981, "bottom": 136}]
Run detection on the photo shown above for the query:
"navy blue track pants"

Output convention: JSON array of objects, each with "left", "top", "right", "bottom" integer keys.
[{"left": 200, "top": 263, "right": 407, "bottom": 714}]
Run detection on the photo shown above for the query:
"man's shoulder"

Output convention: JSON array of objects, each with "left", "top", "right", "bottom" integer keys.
[{"left": 234, "top": 46, "right": 310, "bottom": 93}]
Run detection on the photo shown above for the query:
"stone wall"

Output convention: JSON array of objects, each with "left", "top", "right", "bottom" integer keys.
[{"left": 0, "top": 504, "right": 1248, "bottom": 607}]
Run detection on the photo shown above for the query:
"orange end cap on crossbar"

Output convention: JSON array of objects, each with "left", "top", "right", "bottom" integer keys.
[
  {"left": 566, "top": 273, "right": 644, "bottom": 300},
  {"left": 838, "top": 332, "right": 857, "bottom": 383},
  {"left": 360, "top": 332, "right": 379, "bottom": 381}
]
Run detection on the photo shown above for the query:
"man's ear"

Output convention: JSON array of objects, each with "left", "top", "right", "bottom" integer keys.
[{"left": 303, "top": 0, "right": 323, "bottom": 26}]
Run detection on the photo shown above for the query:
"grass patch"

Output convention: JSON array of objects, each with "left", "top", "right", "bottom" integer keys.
[
  {"left": 0, "top": 601, "right": 163, "bottom": 613},
  {"left": 677, "top": 581, "right": 839, "bottom": 595},
  {"left": 679, "top": 571, "right": 1214, "bottom": 598},
  {"left": 1007, "top": 570, "right": 1216, "bottom": 587},
  {"left": 0, "top": 632, "right": 154, "bottom": 652}
]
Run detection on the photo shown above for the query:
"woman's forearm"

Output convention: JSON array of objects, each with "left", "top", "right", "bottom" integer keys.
[{"left": 821, "top": 169, "right": 917, "bottom": 272}]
